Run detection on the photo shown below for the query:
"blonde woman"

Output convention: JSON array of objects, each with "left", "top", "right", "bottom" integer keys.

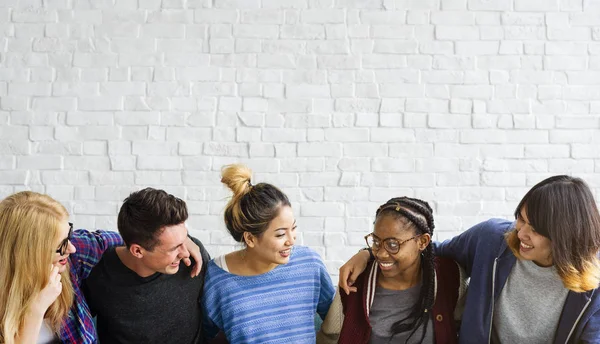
[{"left": 0, "top": 191, "right": 124, "bottom": 344}]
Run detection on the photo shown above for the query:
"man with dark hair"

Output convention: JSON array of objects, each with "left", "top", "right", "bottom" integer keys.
[{"left": 83, "top": 188, "right": 211, "bottom": 344}]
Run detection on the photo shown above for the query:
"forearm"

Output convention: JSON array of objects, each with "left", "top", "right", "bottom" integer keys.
[
  {"left": 359, "top": 248, "right": 372, "bottom": 261},
  {"left": 17, "top": 308, "right": 44, "bottom": 344}
]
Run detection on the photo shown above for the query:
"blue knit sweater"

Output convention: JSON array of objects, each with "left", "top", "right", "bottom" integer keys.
[{"left": 202, "top": 246, "right": 335, "bottom": 344}]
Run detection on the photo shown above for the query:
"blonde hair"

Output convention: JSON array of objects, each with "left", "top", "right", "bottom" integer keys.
[
  {"left": 506, "top": 230, "right": 600, "bottom": 293},
  {"left": 0, "top": 192, "right": 74, "bottom": 344},
  {"left": 221, "top": 164, "right": 290, "bottom": 243}
]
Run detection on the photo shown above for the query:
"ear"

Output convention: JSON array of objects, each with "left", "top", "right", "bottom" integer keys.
[
  {"left": 244, "top": 232, "right": 257, "bottom": 249},
  {"left": 129, "top": 244, "right": 145, "bottom": 258},
  {"left": 418, "top": 233, "right": 431, "bottom": 252}
]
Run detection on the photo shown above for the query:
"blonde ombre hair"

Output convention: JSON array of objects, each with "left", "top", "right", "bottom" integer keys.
[
  {"left": 506, "top": 175, "right": 600, "bottom": 293},
  {"left": 0, "top": 191, "right": 74, "bottom": 344}
]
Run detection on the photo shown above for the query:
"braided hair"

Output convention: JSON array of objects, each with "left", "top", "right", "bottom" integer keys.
[{"left": 374, "top": 196, "right": 435, "bottom": 344}]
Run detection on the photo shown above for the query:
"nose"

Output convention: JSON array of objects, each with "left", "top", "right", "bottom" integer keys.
[
  {"left": 375, "top": 247, "right": 390, "bottom": 260},
  {"left": 67, "top": 240, "right": 76, "bottom": 254},
  {"left": 178, "top": 244, "right": 190, "bottom": 259},
  {"left": 517, "top": 224, "right": 532, "bottom": 241},
  {"left": 286, "top": 232, "right": 295, "bottom": 246}
]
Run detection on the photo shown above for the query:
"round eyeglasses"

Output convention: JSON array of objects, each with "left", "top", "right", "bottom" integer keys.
[{"left": 364, "top": 233, "right": 421, "bottom": 255}]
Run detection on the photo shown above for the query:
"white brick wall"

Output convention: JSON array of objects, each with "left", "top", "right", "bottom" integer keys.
[{"left": 1, "top": 0, "right": 600, "bottom": 276}]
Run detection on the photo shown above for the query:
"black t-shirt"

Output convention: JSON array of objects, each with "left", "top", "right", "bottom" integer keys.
[{"left": 83, "top": 237, "right": 210, "bottom": 344}]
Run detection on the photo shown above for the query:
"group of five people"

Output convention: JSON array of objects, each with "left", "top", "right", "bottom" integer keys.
[{"left": 0, "top": 165, "right": 599, "bottom": 343}]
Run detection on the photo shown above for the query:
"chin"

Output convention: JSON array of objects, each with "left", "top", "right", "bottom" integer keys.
[
  {"left": 379, "top": 269, "right": 397, "bottom": 278},
  {"left": 164, "top": 265, "right": 180, "bottom": 275},
  {"left": 273, "top": 257, "right": 290, "bottom": 265}
]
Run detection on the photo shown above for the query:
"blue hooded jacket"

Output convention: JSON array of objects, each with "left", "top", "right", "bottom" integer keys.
[{"left": 435, "top": 218, "right": 600, "bottom": 344}]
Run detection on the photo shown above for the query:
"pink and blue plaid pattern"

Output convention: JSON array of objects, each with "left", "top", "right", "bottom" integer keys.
[{"left": 58, "top": 229, "right": 123, "bottom": 343}]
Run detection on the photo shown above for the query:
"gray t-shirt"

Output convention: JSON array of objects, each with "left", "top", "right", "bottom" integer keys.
[
  {"left": 492, "top": 259, "right": 569, "bottom": 344},
  {"left": 369, "top": 284, "right": 435, "bottom": 344}
]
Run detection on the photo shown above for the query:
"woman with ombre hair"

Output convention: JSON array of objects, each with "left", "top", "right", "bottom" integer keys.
[{"left": 338, "top": 175, "right": 600, "bottom": 343}]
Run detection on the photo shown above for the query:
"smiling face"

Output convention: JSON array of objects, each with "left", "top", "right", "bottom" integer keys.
[
  {"left": 246, "top": 205, "right": 296, "bottom": 266},
  {"left": 516, "top": 207, "right": 553, "bottom": 267},
  {"left": 52, "top": 218, "right": 76, "bottom": 274},
  {"left": 372, "top": 214, "right": 430, "bottom": 282},
  {"left": 139, "top": 222, "right": 190, "bottom": 275}
]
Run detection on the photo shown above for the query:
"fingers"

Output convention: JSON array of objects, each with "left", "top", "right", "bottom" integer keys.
[
  {"left": 185, "top": 238, "right": 203, "bottom": 278},
  {"left": 338, "top": 266, "right": 352, "bottom": 295},
  {"left": 51, "top": 266, "right": 62, "bottom": 288},
  {"left": 187, "top": 256, "right": 202, "bottom": 278},
  {"left": 191, "top": 259, "right": 201, "bottom": 278},
  {"left": 349, "top": 269, "right": 361, "bottom": 290},
  {"left": 49, "top": 265, "right": 59, "bottom": 280},
  {"left": 183, "top": 257, "right": 191, "bottom": 267},
  {"left": 55, "top": 277, "right": 63, "bottom": 293},
  {"left": 340, "top": 279, "right": 355, "bottom": 295},
  {"left": 182, "top": 256, "right": 202, "bottom": 278}
]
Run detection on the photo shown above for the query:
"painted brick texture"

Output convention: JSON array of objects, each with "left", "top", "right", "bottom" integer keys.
[{"left": 1, "top": 0, "right": 599, "bottom": 275}]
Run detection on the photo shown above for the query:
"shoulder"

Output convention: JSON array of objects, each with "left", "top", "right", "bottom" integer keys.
[
  {"left": 292, "top": 245, "right": 321, "bottom": 259},
  {"left": 188, "top": 235, "right": 211, "bottom": 261},
  {"left": 356, "top": 261, "right": 376, "bottom": 289},
  {"left": 70, "top": 229, "right": 114, "bottom": 264},
  {"left": 70, "top": 228, "right": 94, "bottom": 246},
  {"left": 434, "top": 256, "right": 458, "bottom": 271},
  {"left": 204, "top": 259, "right": 235, "bottom": 285},
  {"left": 433, "top": 256, "right": 463, "bottom": 286},
  {"left": 189, "top": 235, "right": 208, "bottom": 252},
  {"left": 589, "top": 289, "right": 600, "bottom": 311},
  {"left": 203, "top": 261, "right": 229, "bottom": 298},
  {"left": 461, "top": 218, "right": 514, "bottom": 247},
  {"left": 71, "top": 229, "right": 121, "bottom": 250},
  {"left": 474, "top": 218, "right": 514, "bottom": 236},
  {"left": 290, "top": 246, "right": 327, "bottom": 267},
  {"left": 84, "top": 247, "right": 119, "bottom": 277},
  {"left": 205, "top": 259, "right": 223, "bottom": 276}
]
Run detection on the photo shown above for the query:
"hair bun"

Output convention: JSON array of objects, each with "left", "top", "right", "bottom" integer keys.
[{"left": 221, "top": 164, "right": 253, "bottom": 198}]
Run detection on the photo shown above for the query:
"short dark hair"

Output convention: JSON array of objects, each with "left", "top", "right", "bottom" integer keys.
[
  {"left": 221, "top": 164, "right": 291, "bottom": 243},
  {"left": 507, "top": 175, "right": 600, "bottom": 292},
  {"left": 117, "top": 187, "right": 188, "bottom": 250}
]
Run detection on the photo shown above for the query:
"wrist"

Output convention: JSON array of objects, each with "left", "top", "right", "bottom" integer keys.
[{"left": 26, "top": 303, "right": 46, "bottom": 319}]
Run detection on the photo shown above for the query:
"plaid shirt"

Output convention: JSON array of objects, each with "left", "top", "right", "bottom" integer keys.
[{"left": 58, "top": 229, "right": 123, "bottom": 343}]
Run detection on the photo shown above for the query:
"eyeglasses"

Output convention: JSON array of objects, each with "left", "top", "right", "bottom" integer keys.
[
  {"left": 364, "top": 233, "right": 421, "bottom": 255},
  {"left": 56, "top": 222, "right": 73, "bottom": 256}
]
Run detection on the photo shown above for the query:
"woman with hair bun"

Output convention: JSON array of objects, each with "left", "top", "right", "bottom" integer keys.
[{"left": 202, "top": 164, "right": 335, "bottom": 344}]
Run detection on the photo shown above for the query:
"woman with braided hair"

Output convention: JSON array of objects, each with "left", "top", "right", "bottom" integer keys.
[
  {"left": 318, "top": 196, "right": 467, "bottom": 344},
  {"left": 337, "top": 175, "right": 600, "bottom": 343}
]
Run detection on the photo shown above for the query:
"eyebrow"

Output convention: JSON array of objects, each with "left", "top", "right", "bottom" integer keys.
[
  {"left": 168, "top": 230, "right": 189, "bottom": 251},
  {"left": 275, "top": 220, "right": 296, "bottom": 232},
  {"left": 518, "top": 211, "right": 531, "bottom": 225}
]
